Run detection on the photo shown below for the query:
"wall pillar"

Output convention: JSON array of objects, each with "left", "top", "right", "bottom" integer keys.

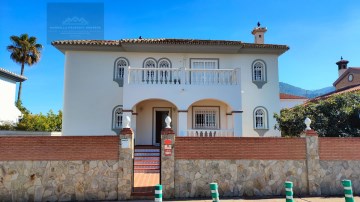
[
  {"left": 305, "top": 129, "right": 321, "bottom": 196},
  {"left": 161, "top": 127, "right": 175, "bottom": 199},
  {"left": 177, "top": 110, "right": 187, "bottom": 136},
  {"left": 131, "top": 111, "right": 137, "bottom": 141},
  {"left": 117, "top": 124, "right": 134, "bottom": 200},
  {"left": 233, "top": 112, "right": 242, "bottom": 137}
]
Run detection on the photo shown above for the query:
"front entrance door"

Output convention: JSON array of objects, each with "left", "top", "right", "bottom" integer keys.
[{"left": 153, "top": 108, "right": 171, "bottom": 146}]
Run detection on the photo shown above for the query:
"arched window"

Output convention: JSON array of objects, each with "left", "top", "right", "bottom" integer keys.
[
  {"left": 113, "top": 57, "right": 129, "bottom": 87},
  {"left": 251, "top": 60, "right": 267, "bottom": 88},
  {"left": 253, "top": 62, "right": 263, "bottom": 81},
  {"left": 158, "top": 59, "right": 171, "bottom": 68},
  {"left": 143, "top": 58, "right": 157, "bottom": 83},
  {"left": 253, "top": 107, "right": 268, "bottom": 129},
  {"left": 112, "top": 105, "right": 123, "bottom": 133},
  {"left": 158, "top": 58, "right": 172, "bottom": 83}
]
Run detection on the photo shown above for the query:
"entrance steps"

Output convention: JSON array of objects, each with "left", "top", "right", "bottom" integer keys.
[
  {"left": 132, "top": 146, "right": 160, "bottom": 199},
  {"left": 134, "top": 146, "right": 160, "bottom": 173}
]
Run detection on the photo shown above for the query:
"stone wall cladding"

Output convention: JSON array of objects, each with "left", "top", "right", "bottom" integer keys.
[
  {"left": 161, "top": 128, "right": 176, "bottom": 199},
  {"left": 175, "top": 160, "right": 307, "bottom": 198},
  {"left": 0, "top": 160, "right": 119, "bottom": 201},
  {"left": 0, "top": 136, "right": 119, "bottom": 160},
  {"left": 175, "top": 137, "right": 306, "bottom": 160},
  {"left": 319, "top": 138, "right": 360, "bottom": 160},
  {"left": 306, "top": 134, "right": 321, "bottom": 195},
  {"left": 319, "top": 160, "right": 360, "bottom": 195},
  {"left": 117, "top": 129, "right": 134, "bottom": 200}
]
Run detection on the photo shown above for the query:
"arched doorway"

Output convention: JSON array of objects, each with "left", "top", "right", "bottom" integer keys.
[{"left": 134, "top": 98, "right": 178, "bottom": 146}]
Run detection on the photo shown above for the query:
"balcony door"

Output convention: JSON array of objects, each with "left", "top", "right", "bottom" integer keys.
[{"left": 190, "top": 59, "right": 218, "bottom": 84}]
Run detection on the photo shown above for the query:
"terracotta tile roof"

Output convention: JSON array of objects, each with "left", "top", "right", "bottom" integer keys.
[
  {"left": 120, "top": 38, "right": 244, "bottom": 45},
  {"left": 308, "top": 84, "right": 360, "bottom": 103},
  {"left": 333, "top": 67, "right": 360, "bottom": 86},
  {"left": 0, "top": 68, "right": 27, "bottom": 82},
  {"left": 241, "top": 43, "right": 287, "bottom": 49},
  {"left": 280, "top": 93, "right": 307, "bottom": 99},
  {"left": 51, "top": 40, "right": 120, "bottom": 46},
  {"left": 51, "top": 38, "right": 289, "bottom": 50}
]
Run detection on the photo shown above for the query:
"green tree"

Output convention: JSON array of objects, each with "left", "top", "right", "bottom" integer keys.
[
  {"left": 275, "top": 91, "right": 360, "bottom": 137},
  {"left": 0, "top": 101, "right": 62, "bottom": 132},
  {"left": 7, "top": 34, "right": 43, "bottom": 103},
  {"left": 16, "top": 110, "right": 62, "bottom": 132}
]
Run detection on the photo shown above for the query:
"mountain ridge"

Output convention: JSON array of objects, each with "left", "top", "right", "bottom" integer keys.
[{"left": 279, "top": 82, "right": 335, "bottom": 98}]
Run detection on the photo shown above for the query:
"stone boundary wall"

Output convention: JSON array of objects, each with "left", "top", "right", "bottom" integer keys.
[
  {"left": 319, "top": 138, "right": 360, "bottom": 160},
  {"left": 175, "top": 159, "right": 307, "bottom": 198},
  {"left": 0, "top": 136, "right": 119, "bottom": 160},
  {"left": 0, "top": 160, "right": 119, "bottom": 201},
  {"left": 175, "top": 137, "right": 306, "bottom": 160},
  {"left": 0, "top": 135, "right": 126, "bottom": 201},
  {"left": 172, "top": 135, "right": 360, "bottom": 198}
]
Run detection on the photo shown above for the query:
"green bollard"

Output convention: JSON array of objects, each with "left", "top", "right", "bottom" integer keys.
[
  {"left": 342, "top": 180, "right": 354, "bottom": 202},
  {"left": 155, "top": 184, "right": 162, "bottom": 202},
  {"left": 285, "top": 181, "right": 294, "bottom": 202},
  {"left": 210, "top": 183, "right": 220, "bottom": 202}
]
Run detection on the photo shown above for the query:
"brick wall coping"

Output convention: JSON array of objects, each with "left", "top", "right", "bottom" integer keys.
[{"left": 0, "top": 136, "right": 119, "bottom": 161}]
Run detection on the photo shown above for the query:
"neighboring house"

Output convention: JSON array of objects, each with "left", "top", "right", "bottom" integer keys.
[
  {"left": 52, "top": 24, "right": 289, "bottom": 144},
  {"left": 333, "top": 58, "right": 360, "bottom": 90},
  {"left": 0, "top": 68, "right": 26, "bottom": 124},
  {"left": 308, "top": 84, "right": 360, "bottom": 103},
  {"left": 280, "top": 93, "right": 307, "bottom": 109},
  {"left": 309, "top": 58, "right": 360, "bottom": 102}
]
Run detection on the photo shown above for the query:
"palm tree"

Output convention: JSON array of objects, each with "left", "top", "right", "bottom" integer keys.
[{"left": 7, "top": 34, "right": 43, "bottom": 103}]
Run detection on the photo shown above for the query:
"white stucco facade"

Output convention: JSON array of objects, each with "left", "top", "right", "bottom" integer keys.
[
  {"left": 54, "top": 35, "right": 288, "bottom": 144},
  {"left": 280, "top": 99, "right": 307, "bottom": 109},
  {"left": 0, "top": 68, "right": 26, "bottom": 124},
  {"left": 279, "top": 93, "right": 307, "bottom": 109}
]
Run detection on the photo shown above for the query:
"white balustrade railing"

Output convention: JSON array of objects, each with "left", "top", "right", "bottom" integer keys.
[
  {"left": 186, "top": 129, "right": 234, "bottom": 137},
  {"left": 184, "top": 68, "right": 239, "bottom": 85},
  {"left": 127, "top": 67, "right": 239, "bottom": 85},
  {"left": 128, "top": 67, "right": 182, "bottom": 85}
]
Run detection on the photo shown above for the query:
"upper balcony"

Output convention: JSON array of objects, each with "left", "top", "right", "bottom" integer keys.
[
  {"left": 121, "top": 66, "right": 242, "bottom": 111},
  {"left": 124, "top": 67, "right": 240, "bottom": 86}
]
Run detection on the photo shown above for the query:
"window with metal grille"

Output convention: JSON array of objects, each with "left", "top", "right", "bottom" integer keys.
[
  {"left": 193, "top": 107, "right": 219, "bottom": 129},
  {"left": 113, "top": 106, "right": 123, "bottom": 130},
  {"left": 254, "top": 107, "right": 268, "bottom": 129},
  {"left": 143, "top": 58, "right": 157, "bottom": 82},
  {"left": 253, "top": 62, "right": 264, "bottom": 81},
  {"left": 158, "top": 58, "right": 172, "bottom": 82},
  {"left": 116, "top": 59, "right": 127, "bottom": 79},
  {"left": 113, "top": 57, "right": 129, "bottom": 87}
]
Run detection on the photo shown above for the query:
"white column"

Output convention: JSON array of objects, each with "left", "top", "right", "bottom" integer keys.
[
  {"left": 227, "top": 113, "right": 233, "bottom": 131},
  {"left": 131, "top": 110, "right": 137, "bottom": 141},
  {"left": 177, "top": 111, "right": 188, "bottom": 136},
  {"left": 233, "top": 112, "right": 242, "bottom": 137}
]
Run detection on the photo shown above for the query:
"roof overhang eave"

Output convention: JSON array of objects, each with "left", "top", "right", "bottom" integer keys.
[
  {"left": 0, "top": 72, "right": 27, "bottom": 82},
  {"left": 53, "top": 43, "right": 289, "bottom": 55}
]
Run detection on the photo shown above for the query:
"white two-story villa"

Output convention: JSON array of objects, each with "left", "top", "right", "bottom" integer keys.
[{"left": 52, "top": 25, "right": 288, "bottom": 145}]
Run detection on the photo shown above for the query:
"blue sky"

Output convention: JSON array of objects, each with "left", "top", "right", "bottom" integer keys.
[{"left": 1, "top": 0, "right": 360, "bottom": 114}]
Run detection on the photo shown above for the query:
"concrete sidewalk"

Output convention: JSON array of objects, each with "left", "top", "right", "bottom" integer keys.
[
  {"left": 167, "top": 197, "right": 360, "bottom": 201},
  {"left": 119, "top": 197, "right": 359, "bottom": 202}
]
